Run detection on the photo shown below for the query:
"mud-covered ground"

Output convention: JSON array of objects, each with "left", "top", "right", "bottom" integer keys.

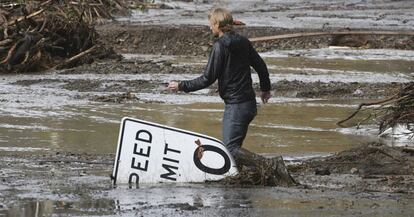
[
  {"left": 1, "top": 144, "right": 413, "bottom": 216},
  {"left": 291, "top": 143, "right": 414, "bottom": 193},
  {"left": 98, "top": 24, "right": 414, "bottom": 56},
  {"left": 1, "top": 0, "right": 414, "bottom": 216},
  {"left": 7, "top": 58, "right": 406, "bottom": 104}
]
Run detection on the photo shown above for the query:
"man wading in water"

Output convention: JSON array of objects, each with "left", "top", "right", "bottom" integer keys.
[{"left": 168, "top": 8, "right": 271, "bottom": 158}]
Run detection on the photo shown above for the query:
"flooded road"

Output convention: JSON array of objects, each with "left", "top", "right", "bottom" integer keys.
[
  {"left": 118, "top": 0, "right": 414, "bottom": 30},
  {"left": 0, "top": 100, "right": 379, "bottom": 156},
  {"left": 2, "top": 48, "right": 413, "bottom": 156},
  {"left": 4, "top": 183, "right": 414, "bottom": 216},
  {"left": 1, "top": 16, "right": 414, "bottom": 216}
]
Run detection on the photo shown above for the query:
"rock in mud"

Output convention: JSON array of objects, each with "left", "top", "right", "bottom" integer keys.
[{"left": 315, "top": 167, "right": 331, "bottom": 176}]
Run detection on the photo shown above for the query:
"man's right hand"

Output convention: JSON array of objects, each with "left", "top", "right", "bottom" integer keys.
[
  {"left": 168, "top": 81, "right": 180, "bottom": 92},
  {"left": 260, "top": 91, "right": 271, "bottom": 104}
]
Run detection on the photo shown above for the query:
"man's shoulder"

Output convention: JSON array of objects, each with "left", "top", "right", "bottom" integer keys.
[
  {"left": 217, "top": 32, "right": 251, "bottom": 47},
  {"left": 212, "top": 40, "right": 225, "bottom": 53}
]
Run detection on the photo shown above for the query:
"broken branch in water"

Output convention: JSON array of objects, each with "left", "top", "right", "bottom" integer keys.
[
  {"left": 337, "top": 83, "right": 414, "bottom": 135},
  {"left": 336, "top": 93, "right": 405, "bottom": 127}
]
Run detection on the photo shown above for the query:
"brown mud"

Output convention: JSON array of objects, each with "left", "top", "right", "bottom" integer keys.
[
  {"left": 291, "top": 143, "right": 414, "bottom": 193},
  {"left": 5, "top": 57, "right": 402, "bottom": 104},
  {"left": 1, "top": 144, "right": 413, "bottom": 216},
  {"left": 1, "top": 1, "right": 414, "bottom": 215},
  {"left": 98, "top": 24, "right": 414, "bottom": 56}
]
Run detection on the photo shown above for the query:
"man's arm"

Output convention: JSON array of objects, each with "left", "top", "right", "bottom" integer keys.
[
  {"left": 248, "top": 41, "right": 271, "bottom": 103},
  {"left": 171, "top": 42, "right": 223, "bottom": 92}
]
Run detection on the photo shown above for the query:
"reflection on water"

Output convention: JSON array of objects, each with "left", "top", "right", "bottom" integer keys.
[
  {"left": 0, "top": 99, "right": 380, "bottom": 156},
  {"left": 1, "top": 47, "right": 413, "bottom": 216},
  {"left": 3, "top": 184, "right": 413, "bottom": 217},
  {"left": 3, "top": 199, "right": 116, "bottom": 217}
]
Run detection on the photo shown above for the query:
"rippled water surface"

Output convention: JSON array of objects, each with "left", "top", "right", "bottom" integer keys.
[
  {"left": 1, "top": 46, "right": 413, "bottom": 216},
  {"left": 1, "top": 48, "right": 413, "bottom": 156},
  {"left": 0, "top": 100, "right": 380, "bottom": 156}
]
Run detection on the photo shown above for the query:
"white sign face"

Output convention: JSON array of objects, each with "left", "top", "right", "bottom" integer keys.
[{"left": 112, "top": 117, "right": 238, "bottom": 184}]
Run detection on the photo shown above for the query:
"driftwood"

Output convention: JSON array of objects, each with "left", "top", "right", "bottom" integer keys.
[
  {"left": 38, "top": 159, "right": 112, "bottom": 165},
  {"left": 249, "top": 30, "right": 414, "bottom": 42},
  {"left": 55, "top": 45, "right": 98, "bottom": 69},
  {"left": 7, "top": 9, "right": 45, "bottom": 26},
  {"left": 0, "top": 0, "right": 130, "bottom": 73},
  {"left": 337, "top": 82, "right": 414, "bottom": 134},
  {"left": 337, "top": 93, "right": 401, "bottom": 127},
  {"left": 221, "top": 148, "right": 297, "bottom": 186}
]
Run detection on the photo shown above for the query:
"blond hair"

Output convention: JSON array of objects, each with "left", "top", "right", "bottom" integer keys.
[{"left": 208, "top": 8, "right": 233, "bottom": 32}]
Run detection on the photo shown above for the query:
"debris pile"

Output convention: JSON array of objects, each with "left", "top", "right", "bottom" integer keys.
[
  {"left": 338, "top": 82, "right": 414, "bottom": 139},
  {"left": 0, "top": 0, "right": 132, "bottom": 73},
  {"left": 379, "top": 83, "right": 414, "bottom": 134},
  {"left": 221, "top": 148, "right": 297, "bottom": 186},
  {"left": 293, "top": 142, "right": 414, "bottom": 176}
]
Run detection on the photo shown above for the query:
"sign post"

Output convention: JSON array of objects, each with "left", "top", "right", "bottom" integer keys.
[{"left": 112, "top": 117, "right": 238, "bottom": 184}]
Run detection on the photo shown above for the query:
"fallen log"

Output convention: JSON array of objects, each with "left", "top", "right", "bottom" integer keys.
[
  {"left": 55, "top": 45, "right": 97, "bottom": 69},
  {"left": 249, "top": 30, "right": 414, "bottom": 42}
]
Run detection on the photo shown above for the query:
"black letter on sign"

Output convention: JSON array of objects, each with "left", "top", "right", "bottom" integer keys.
[
  {"left": 193, "top": 145, "right": 231, "bottom": 175},
  {"left": 134, "top": 143, "right": 151, "bottom": 157},
  {"left": 131, "top": 157, "right": 148, "bottom": 171},
  {"left": 160, "top": 164, "right": 178, "bottom": 181},
  {"left": 136, "top": 130, "right": 152, "bottom": 143},
  {"left": 164, "top": 143, "right": 181, "bottom": 155},
  {"left": 129, "top": 173, "right": 139, "bottom": 184}
]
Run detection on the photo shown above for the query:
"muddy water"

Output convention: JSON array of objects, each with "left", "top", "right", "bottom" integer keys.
[
  {"left": 118, "top": 0, "right": 414, "bottom": 30},
  {"left": 5, "top": 183, "right": 414, "bottom": 216},
  {"left": 3, "top": 52, "right": 413, "bottom": 156},
  {"left": 1, "top": 49, "right": 413, "bottom": 156},
  {"left": 1, "top": 48, "right": 413, "bottom": 216},
  {"left": 2, "top": 1, "right": 414, "bottom": 215},
  {"left": 0, "top": 100, "right": 378, "bottom": 156}
]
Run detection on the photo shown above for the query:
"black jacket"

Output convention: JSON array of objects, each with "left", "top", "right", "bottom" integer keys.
[{"left": 179, "top": 31, "right": 271, "bottom": 104}]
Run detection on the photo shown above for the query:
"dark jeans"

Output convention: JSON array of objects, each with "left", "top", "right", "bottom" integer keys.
[{"left": 222, "top": 100, "right": 257, "bottom": 156}]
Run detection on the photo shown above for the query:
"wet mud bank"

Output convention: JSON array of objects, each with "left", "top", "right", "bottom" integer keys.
[
  {"left": 2, "top": 1, "right": 414, "bottom": 215},
  {"left": 91, "top": 22, "right": 413, "bottom": 102},
  {"left": 291, "top": 143, "right": 414, "bottom": 193},
  {"left": 6, "top": 58, "right": 406, "bottom": 104},
  {"left": 0, "top": 151, "right": 114, "bottom": 216},
  {"left": 97, "top": 23, "right": 414, "bottom": 56},
  {"left": 1, "top": 145, "right": 413, "bottom": 216}
]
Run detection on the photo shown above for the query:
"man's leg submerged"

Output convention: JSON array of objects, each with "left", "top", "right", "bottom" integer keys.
[{"left": 222, "top": 100, "right": 257, "bottom": 156}]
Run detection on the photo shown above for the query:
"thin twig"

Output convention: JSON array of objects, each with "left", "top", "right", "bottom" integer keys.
[
  {"left": 7, "top": 9, "right": 44, "bottom": 26},
  {"left": 38, "top": 159, "right": 113, "bottom": 165},
  {"left": 337, "top": 94, "right": 400, "bottom": 127}
]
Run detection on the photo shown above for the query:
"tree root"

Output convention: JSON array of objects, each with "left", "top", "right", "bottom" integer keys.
[{"left": 220, "top": 148, "right": 298, "bottom": 187}]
